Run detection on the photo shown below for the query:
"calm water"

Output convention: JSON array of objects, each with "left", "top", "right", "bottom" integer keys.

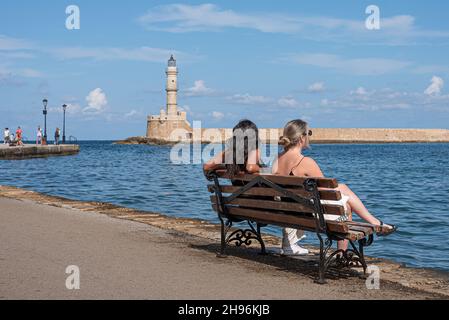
[{"left": 1, "top": 141, "right": 449, "bottom": 272}]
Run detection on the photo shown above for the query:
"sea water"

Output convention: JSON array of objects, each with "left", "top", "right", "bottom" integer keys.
[{"left": 1, "top": 141, "right": 448, "bottom": 272}]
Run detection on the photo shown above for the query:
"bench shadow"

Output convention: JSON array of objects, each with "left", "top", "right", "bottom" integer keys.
[{"left": 189, "top": 242, "right": 365, "bottom": 282}]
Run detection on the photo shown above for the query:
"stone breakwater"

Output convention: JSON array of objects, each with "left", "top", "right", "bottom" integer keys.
[
  {"left": 0, "top": 184, "right": 448, "bottom": 297},
  {"left": 0, "top": 144, "right": 80, "bottom": 160},
  {"left": 120, "top": 128, "right": 449, "bottom": 145},
  {"left": 308, "top": 128, "right": 449, "bottom": 144}
]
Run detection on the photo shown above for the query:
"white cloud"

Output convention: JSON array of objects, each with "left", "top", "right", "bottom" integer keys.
[
  {"left": 424, "top": 76, "right": 444, "bottom": 96},
  {"left": 318, "top": 86, "right": 449, "bottom": 112},
  {"left": 307, "top": 82, "right": 325, "bottom": 93},
  {"left": 0, "top": 35, "right": 33, "bottom": 50},
  {"left": 124, "top": 110, "right": 140, "bottom": 118},
  {"left": 351, "top": 87, "right": 369, "bottom": 96},
  {"left": 185, "top": 80, "right": 214, "bottom": 97},
  {"left": 137, "top": 5, "right": 449, "bottom": 44},
  {"left": 288, "top": 53, "right": 411, "bottom": 75},
  {"left": 212, "top": 111, "right": 224, "bottom": 120},
  {"left": 18, "top": 68, "right": 42, "bottom": 78},
  {"left": 0, "top": 71, "right": 25, "bottom": 87},
  {"left": 138, "top": 4, "right": 301, "bottom": 33},
  {"left": 227, "top": 93, "right": 272, "bottom": 105},
  {"left": 47, "top": 46, "right": 197, "bottom": 63},
  {"left": 278, "top": 96, "right": 299, "bottom": 108},
  {"left": 49, "top": 103, "right": 82, "bottom": 115},
  {"left": 83, "top": 88, "right": 108, "bottom": 114}
]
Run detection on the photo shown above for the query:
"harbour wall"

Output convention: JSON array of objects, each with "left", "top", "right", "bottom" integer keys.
[{"left": 0, "top": 145, "right": 80, "bottom": 160}]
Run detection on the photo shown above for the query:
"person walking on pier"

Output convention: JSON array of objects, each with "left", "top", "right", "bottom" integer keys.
[
  {"left": 54, "top": 128, "right": 60, "bottom": 145},
  {"left": 15, "top": 126, "right": 24, "bottom": 146},
  {"left": 3, "top": 128, "right": 10, "bottom": 145},
  {"left": 36, "top": 126, "right": 43, "bottom": 145}
]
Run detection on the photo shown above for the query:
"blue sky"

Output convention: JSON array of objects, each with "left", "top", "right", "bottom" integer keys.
[{"left": 1, "top": 0, "right": 449, "bottom": 140}]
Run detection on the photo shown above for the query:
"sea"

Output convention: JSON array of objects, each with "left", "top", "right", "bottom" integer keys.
[{"left": 1, "top": 141, "right": 448, "bottom": 272}]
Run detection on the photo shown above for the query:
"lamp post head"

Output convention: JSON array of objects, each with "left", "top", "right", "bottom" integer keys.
[
  {"left": 63, "top": 104, "right": 67, "bottom": 111},
  {"left": 42, "top": 99, "right": 48, "bottom": 110}
]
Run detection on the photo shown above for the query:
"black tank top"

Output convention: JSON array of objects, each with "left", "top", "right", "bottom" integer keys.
[{"left": 289, "top": 156, "right": 305, "bottom": 176}]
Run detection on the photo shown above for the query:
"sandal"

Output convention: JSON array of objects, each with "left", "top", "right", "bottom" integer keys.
[{"left": 377, "top": 220, "right": 398, "bottom": 236}]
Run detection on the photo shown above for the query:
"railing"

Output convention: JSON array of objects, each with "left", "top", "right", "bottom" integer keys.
[{"left": 69, "top": 136, "right": 78, "bottom": 143}]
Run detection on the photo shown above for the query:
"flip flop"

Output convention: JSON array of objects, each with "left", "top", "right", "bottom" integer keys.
[{"left": 377, "top": 220, "right": 398, "bottom": 236}]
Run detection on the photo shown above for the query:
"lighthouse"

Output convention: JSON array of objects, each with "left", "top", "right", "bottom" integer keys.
[
  {"left": 166, "top": 55, "right": 178, "bottom": 115},
  {"left": 147, "top": 55, "right": 192, "bottom": 141}
]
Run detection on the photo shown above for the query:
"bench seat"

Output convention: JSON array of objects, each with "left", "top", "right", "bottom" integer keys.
[{"left": 206, "top": 170, "right": 382, "bottom": 284}]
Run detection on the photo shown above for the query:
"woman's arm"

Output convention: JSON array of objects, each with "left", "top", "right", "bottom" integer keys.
[
  {"left": 203, "top": 151, "right": 225, "bottom": 172},
  {"left": 246, "top": 149, "right": 261, "bottom": 173}
]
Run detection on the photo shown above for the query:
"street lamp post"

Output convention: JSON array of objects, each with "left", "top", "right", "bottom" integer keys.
[
  {"left": 42, "top": 99, "right": 48, "bottom": 143},
  {"left": 62, "top": 104, "right": 67, "bottom": 144}
]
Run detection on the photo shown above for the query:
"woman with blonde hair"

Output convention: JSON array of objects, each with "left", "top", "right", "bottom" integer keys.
[{"left": 272, "top": 119, "right": 396, "bottom": 255}]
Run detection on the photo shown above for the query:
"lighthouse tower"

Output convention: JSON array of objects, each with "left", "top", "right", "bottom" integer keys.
[
  {"left": 166, "top": 55, "right": 178, "bottom": 115},
  {"left": 147, "top": 55, "right": 192, "bottom": 141}
]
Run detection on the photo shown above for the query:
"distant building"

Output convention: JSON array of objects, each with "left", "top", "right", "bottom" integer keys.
[{"left": 147, "top": 55, "right": 193, "bottom": 142}]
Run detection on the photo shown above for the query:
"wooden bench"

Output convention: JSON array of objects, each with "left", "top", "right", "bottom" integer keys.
[{"left": 206, "top": 170, "right": 391, "bottom": 284}]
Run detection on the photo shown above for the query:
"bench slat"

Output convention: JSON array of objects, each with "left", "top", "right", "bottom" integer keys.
[
  {"left": 210, "top": 196, "right": 345, "bottom": 216},
  {"left": 211, "top": 206, "right": 349, "bottom": 234},
  {"left": 207, "top": 185, "right": 342, "bottom": 201},
  {"left": 211, "top": 205, "right": 373, "bottom": 241},
  {"left": 214, "top": 170, "right": 338, "bottom": 188}
]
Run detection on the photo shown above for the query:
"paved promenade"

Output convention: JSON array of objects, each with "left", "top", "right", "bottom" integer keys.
[{"left": 1, "top": 192, "right": 447, "bottom": 299}]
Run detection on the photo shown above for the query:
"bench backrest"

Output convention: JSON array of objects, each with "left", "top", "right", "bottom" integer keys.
[{"left": 207, "top": 170, "right": 349, "bottom": 234}]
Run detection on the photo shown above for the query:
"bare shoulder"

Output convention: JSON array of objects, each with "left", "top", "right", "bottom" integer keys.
[
  {"left": 302, "top": 157, "right": 324, "bottom": 177},
  {"left": 302, "top": 157, "right": 319, "bottom": 166}
]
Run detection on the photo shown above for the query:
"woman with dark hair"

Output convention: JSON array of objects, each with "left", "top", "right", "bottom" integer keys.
[{"left": 203, "top": 119, "right": 261, "bottom": 176}]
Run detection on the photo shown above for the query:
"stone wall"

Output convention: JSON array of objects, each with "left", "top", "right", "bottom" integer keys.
[
  {"left": 199, "top": 128, "right": 449, "bottom": 143},
  {"left": 146, "top": 118, "right": 449, "bottom": 143}
]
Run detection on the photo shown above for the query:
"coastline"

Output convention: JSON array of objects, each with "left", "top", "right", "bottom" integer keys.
[
  {"left": 114, "top": 135, "right": 449, "bottom": 146},
  {"left": 1, "top": 184, "right": 448, "bottom": 299}
]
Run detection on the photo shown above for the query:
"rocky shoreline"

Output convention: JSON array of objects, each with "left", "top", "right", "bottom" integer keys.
[
  {"left": 0, "top": 184, "right": 448, "bottom": 298},
  {"left": 114, "top": 136, "right": 177, "bottom": 146}
]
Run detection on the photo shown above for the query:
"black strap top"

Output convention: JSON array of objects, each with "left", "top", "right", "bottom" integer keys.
[{"left": 289, "top": 156, "right": 305, "bottom": 176}]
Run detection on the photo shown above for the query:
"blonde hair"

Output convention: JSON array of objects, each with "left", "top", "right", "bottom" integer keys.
[{"left": 279, "top": 119, "right": 310, "bottom": 150}]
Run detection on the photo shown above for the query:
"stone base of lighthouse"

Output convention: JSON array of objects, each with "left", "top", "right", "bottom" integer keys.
[{"left": 146, "top": 111, "right": 193, "bottom": 142}]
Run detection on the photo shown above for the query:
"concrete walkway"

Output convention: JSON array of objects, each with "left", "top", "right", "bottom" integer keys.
[
  {"left": 0, "top": 196, "right": 445, "bottom": 300},
  {"left": 0, "top": 144, "right": 79, "bottom": 159}
]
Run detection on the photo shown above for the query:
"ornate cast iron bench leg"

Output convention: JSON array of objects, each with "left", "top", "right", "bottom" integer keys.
[
  {"left": 216, "top": 218, "right": 228, "bottom": 258},
  {"left": 225, "top": 220, "right": 266, "bottom": 255},
  {"left": 256, "top": 223, "right": 267, "bottom": 255},
  {"left": 358, "top": 234, "right": 374, "bottom": 277},
  {"left": 315, "top": 235, "right": 334, "bottom": 284}
]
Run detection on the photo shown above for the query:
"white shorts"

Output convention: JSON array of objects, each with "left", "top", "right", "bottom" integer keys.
[{"left": 320, "top": 195, "right": 350, "bottom": 221}]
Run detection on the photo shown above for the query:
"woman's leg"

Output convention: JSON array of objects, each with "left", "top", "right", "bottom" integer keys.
[
  {"left": 337, "top": 203, "right": 352, "bottom": 251},
  {"left": 337, "top": 184, "right": 380, "bottom": 225}
]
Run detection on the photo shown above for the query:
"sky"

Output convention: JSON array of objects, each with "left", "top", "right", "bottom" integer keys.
[{"left": 1, "top": 0, "right": 449, "bottom": 140}]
